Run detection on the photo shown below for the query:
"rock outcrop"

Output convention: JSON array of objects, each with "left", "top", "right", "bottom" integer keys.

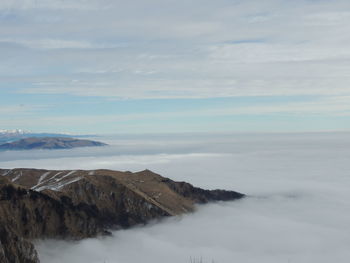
[
  {"left": 0, "top": 224, "right": 39, "bottom": 263},
  {"left": 0, "top": 168, "right": 244, "bottom": 263}
]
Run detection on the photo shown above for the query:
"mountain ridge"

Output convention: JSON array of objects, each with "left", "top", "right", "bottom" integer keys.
[{"left": 0, "top": 168, "right": 244, "bottom": 263}]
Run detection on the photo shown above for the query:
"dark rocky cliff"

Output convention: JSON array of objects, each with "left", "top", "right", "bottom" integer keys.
[
  {"left": 0, "top": 224, "right": 39, "bottom": 263},
  {"left": 0, "top": 168, "right": 244, "bottom": 263}
]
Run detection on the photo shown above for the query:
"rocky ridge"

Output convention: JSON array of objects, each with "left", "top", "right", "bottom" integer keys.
[{"left": 0, "top": 168, "right": 244, "bottom": 263}]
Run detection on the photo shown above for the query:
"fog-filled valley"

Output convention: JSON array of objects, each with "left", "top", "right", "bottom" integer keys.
[{"left": 1, "top": 132, "right": 349, "bottom": 263}]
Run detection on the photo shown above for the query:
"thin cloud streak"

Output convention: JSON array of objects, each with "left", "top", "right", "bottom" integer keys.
[{"left": 1, "top": 96, "right": 350, "bottom": 132}]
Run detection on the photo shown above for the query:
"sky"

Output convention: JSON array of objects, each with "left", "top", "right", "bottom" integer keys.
[
  {"left": 1, "top": 132, "right": 350, "bottom": 262},
  {"left": 1, "top": 0, "right": 350, "bottom": 134}
]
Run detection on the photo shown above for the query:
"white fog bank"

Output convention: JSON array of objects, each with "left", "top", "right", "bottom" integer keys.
[{"left": 1, "top": 132, "right": 350, "bottom": 262}]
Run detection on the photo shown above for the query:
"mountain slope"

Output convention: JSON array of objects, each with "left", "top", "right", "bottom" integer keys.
[{"left": 0, "top": 168, "right": 244, "bottom": 263}]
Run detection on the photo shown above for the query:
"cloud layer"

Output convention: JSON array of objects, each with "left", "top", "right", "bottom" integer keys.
[
  {"left": 1, "top": 132, "right": 350, "bottom": 262},
  {"left": 1, "top": 0, "right": 350, "bottom": 132}
]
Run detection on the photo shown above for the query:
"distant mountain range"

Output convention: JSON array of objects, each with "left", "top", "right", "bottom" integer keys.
[
  {"left": 0, "top": 137, "right": 107, "bottom": 150},
  {"left": 0, "top": 129, "right": 93, "bottom": 144},
  {"left": 0, "top": 130, "right": 74, "bottom": 143}
]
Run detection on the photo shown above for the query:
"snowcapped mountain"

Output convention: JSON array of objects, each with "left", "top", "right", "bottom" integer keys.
[{"left": 0, "top": 129, "right": 30, "bottom": 135}]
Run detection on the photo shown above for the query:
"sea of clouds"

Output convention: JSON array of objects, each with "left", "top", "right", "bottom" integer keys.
[{"left": 1, "top": 132, "right": 349, "bottom": 263}]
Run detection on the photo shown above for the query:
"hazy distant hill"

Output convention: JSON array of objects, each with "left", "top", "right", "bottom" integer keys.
[
  {"left": 0, "top": 130, "right": 83, "bottom": 144},
  {"left": 0, "top": 137, "right": 107, "bottom": 150}
]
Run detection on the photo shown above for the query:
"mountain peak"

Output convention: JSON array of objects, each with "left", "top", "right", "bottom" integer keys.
[{"left": 0, "top": 129, "right": 29, "bottom": 135}]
